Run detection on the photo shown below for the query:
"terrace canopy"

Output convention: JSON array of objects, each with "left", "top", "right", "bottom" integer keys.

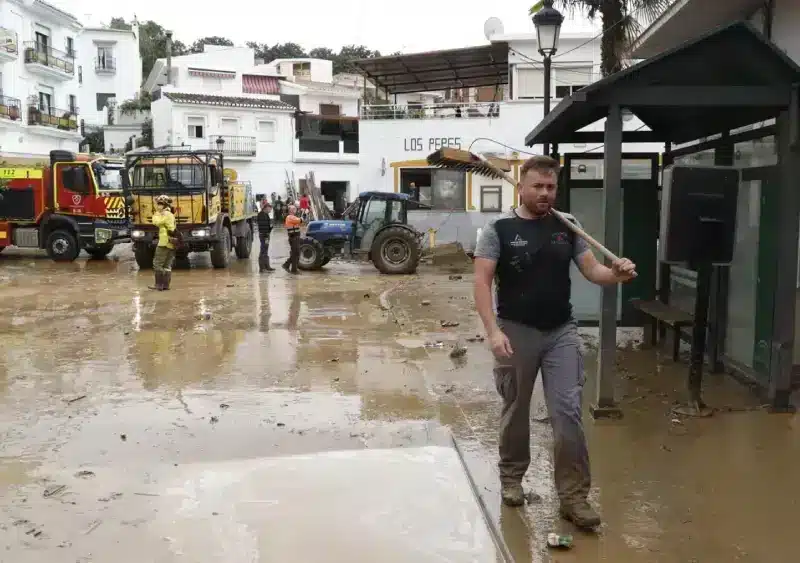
[
  {"left": 523, "top": 21, "right": 800, "bottom": 415},
  {"left": 351, "top": 43, "right": 508, "bottom": 95}
]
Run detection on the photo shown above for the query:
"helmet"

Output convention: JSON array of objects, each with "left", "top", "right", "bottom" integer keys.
[{"left": 155, "top": 195, "right": 172, "bottom": 206}]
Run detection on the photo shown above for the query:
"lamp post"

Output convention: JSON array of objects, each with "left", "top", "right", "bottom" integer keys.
[
  {"left": 215, "top": 136, "right": 225, "bottom": 154},
  {"left": 533, "top": 0, "right": 564, "bottom": 157}
]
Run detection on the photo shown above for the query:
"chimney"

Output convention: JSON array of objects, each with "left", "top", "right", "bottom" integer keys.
[{"left": 165, "top": 31, "right": 173, "bottom": 86}]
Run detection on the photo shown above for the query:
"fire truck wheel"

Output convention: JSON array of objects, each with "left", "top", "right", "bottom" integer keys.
[
  {"left": 134, "top": 243, "right": 155, "bottom": 269},
  {"left": 210, "top": 227, "right": 232, "bottom": 269},
  {"left": 46, "top": 230, "right": 80, "bottom": 262}
]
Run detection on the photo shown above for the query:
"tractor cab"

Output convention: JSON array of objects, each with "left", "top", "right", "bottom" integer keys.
[{"left": 349, "top": 191, "right": 412, "bottom": 252}]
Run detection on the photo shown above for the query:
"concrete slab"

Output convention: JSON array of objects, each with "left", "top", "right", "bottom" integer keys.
[{"left": 4, "top": 446, "right": 502, "bottom": 562}]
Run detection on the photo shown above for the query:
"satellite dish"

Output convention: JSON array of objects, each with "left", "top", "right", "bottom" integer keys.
[{"left": 484, "top": 17, "right": 505, "bottom": 40}]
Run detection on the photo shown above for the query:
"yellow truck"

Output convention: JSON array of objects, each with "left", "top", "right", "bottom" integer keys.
[{"left": 122, "top": 149, "right": 257, "bottom": 269}]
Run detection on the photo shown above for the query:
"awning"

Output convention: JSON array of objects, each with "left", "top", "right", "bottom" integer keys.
[
  {"left": 525, "top": 22, "right": 800, "bottom": 146},
  {"left": 188, "top": 68, "right": 236, "bottom": 79},
  {"left": 243, "top": 74, "right": 280, "bottom": 95},
  {"left": 351, "top": 44, "right": 508, "bottom": 95}
]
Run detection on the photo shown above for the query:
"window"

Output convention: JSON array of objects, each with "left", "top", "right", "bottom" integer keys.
[
  {"left": 66, "top": 37, "right": 74, "bottom": 57},
  {"left": 68, "top": 95, "right": 76, "bottom": 114},
  {"left": 219, "top": 118, "right": 238, "bottom": 135},
  {"left": 97, "top": 46, "right": 112, "bottom": 68},
  {"left": 78, "top": 66, "right": 82, "bottom": 84},
  {"left": 257, "top": 120, "right": 275, "bottom": 142},
  {"left": 35, "top": 31, "right": 48, "bottom": 50},
  {"left": 480, "top": 185, "right": 502, "bottom": 212},
  {"left": 516, "top": 67, "right": 544, "bottom": 99},
  {"left": 96, "top": 93, "right": 115, "bottom": 111},
  {"left": 555, "top": 84, "right": 588, "bottom": 98},
  {"left": 61, "top": 165, "right": 91, "bottom": 194},
  {"left": 187, "top": 116, "right": 205, "bottom": 138},
  {"left": 38, "top": 91, "right": 52, "bottom": 113},
  {"left": 319, "top": 103, "right": 341, "bottom": 116}
]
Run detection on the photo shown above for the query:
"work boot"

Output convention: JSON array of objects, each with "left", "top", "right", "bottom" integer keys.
[
  {"left": 282, "top": 260, "right": 290, "bottom": 272},
  {"left": 501, "top": 482, "right": 525, "bottom": 507},
  {"left": 162, "top": 271, "right": 172, "bottom": 291},
  {"left": 149, "top": 271, "right": 163, "bottom": 291},
  {"left": 560, "top": 500, "right": 601, "bottom": 529},
  {"left": 263, "top": 258, "right": 275, "bottom": 272}
]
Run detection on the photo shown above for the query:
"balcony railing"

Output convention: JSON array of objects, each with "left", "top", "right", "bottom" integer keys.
[
  {"left": 27, "top": 104, "right": 79, "bottom": 131},
  {"left": 360, "top": 101, "right": 502, "bottom": 120},
  {"left": 0, "top": 96, "right": 21, "bottom": 121},
  {"left": 209, "top": 135, "right": 257, "bottom": 157},
  {"left": 23, "top": 42, "right": 75, "bottom": 75},
  {"left": 95, "top": 56, "right": 116, "bottom": 72},
  {"left": 0, "top": 28, "right": 18, "bottom": 55}
]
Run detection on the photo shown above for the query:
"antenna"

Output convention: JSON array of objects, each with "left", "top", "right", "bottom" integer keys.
[{"left": 483, "top": 17, "right": 505, "bottom": 41}]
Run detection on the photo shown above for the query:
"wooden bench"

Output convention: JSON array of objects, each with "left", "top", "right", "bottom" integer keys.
[{"left": 629, "top": 298, "right": 694, "bottom": 362}]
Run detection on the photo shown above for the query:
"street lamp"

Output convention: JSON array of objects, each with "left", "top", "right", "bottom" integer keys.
[
  {"left": 533, "top": 0, "right": 564, "bottom": 156},
  {"left": 215, "top": 136, "right": 225, "bottom": 153}
]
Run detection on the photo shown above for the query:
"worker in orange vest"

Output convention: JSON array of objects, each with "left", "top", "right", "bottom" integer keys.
[{"left": 282, "top": 204, "right": 302, "bottom": 274}]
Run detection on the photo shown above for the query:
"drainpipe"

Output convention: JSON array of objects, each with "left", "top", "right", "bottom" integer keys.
[{"left": 165, "top": 31, "right": 173, "bottom": 86}]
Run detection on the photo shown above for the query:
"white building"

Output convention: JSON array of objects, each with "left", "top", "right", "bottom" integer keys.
[
  {"left": 75, "top": 22, "right": 142, "bottom": 127},
  {"left": 143, "top": 47, "right": 364, "bottom": 207},
  {"left": 0, "top": 0, "right": 82, "bottom": 160}
]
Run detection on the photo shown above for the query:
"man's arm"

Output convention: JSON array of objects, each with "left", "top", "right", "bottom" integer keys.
[
  {"left": 474, "top": 257, "right": 500, "bottom": 336},
  {"left": 574, "top": 245, "right": 637, "bottom": 285}
]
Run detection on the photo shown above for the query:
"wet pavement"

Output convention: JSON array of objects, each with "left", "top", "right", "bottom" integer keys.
[{"left": 1, "top": 232, "right": 799, "bottom": 562}]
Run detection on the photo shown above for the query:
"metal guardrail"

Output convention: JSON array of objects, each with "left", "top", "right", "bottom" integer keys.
[
  {"left": 0, "top": 28, "right": 17, "bottom": 55},
  {"left": 0, "top": 95, "right": 21, "bottom": 121},
  {"left": 23, "top": 41, "right": 75, "bottom": 74},
  {"left": 209, "top": 135, "right": 257, "bottom": 157},
  {"left": 360, "top": 101, "right": 503, "bottom": 120},
  {"left": 27, "top": 104, "right": 78, "bottom": 130}
]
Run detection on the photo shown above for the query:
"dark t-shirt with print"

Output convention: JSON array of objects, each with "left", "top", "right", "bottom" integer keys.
[{"left": 475, "top": 211, "right": 589, "bottom": 331}]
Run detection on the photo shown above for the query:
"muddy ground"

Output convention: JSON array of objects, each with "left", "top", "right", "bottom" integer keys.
[{"left": 0, "top": 233, "right": 798, "bottom": 562}]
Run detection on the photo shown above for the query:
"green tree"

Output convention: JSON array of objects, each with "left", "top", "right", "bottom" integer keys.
[
  {"left": 110, "top": 18, "right": 186, "bottom": 79},
  {"left": 308, "top": 47, "right": 336, "bottom": 61},
  {"left": 82, "top": 129, "right": 105, "bottom": 153},
  {"left": 334, "top": 44, "right": 381, "bottom": 74},
  {"left": 529, "top": 0, "right": 671, "bottom": 75},
  {"left": 189, "top": 36, "right": 234, "bottom": 54},
  {"left": 246, "top": 42, "right": 307, "bottom": 62},
  {"left": 109, "top": 17, "right": 131, "bottom": 31}
]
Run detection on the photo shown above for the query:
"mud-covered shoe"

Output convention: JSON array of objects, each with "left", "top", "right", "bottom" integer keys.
[
  {"left": 501, "top": 482, "right": 525, "bottom": 507},
  {"left": 560, "top": 501, "right": 601, "bottom": 529}
]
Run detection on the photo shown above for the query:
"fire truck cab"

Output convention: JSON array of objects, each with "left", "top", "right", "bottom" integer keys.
[{"left": 0, "top": 150, "right": 130, "bottom": 261}]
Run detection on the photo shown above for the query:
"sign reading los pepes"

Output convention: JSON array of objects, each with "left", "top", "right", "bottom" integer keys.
[{"left": 404, "top": 137, "right": 462, "bottom": 152}]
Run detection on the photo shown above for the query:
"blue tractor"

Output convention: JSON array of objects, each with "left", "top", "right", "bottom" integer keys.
[{"left": 297, "top": 191, "right": 425, "bottom": 275}]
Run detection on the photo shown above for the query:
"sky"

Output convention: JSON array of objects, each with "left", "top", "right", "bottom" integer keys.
[{"left": 54, "top": 0, "right": 600, "bottom": 54}]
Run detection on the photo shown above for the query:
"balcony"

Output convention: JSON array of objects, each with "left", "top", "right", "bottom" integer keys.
[
  {"left": 95, "top": 56, "right": 116, "bottom": 74},
  {"left": 23, "top": 42, "right": 75, "bottom": 80},
  {"left": 0, "top": 96, "right": 22, "bottom": 124},
  {"left": 27, "top": 104, "right": 79, "bottom": 133},
  {"left": 0, "top": 28, "right": 18, "bottom": 62},
  {"left": 209, "top": 135, "right": 257, "bottom": 159},
  {"left": 360, "top": 101, "right": 502, "bottom": 120}
]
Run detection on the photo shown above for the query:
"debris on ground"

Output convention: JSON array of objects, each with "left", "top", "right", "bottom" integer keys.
[
  {"left": 466, "top": 335, "right": 485, "bottom": 343},
  {"left": 74, "top": 471, "right": 95, "bottom": 479},
  {"left": 220, "top": 403, "right": 230, "bottom": 410},
  {"left": 449, "top": 275, "right": 463, "bottom": 281},
  {"left": 65, "top": 395, "right": 87, "bottom": 404},
  {"left": 43, "top": 485, "right": 67, "bottom": 498},
  {"left": 449, "top": 342, "right": 467, "bottom": 359},
  {"left": 441, "top": 320, "right": 460, "bottom": 328},
  {"left": 425, "top": 341, "right": 445, "bottom": 348},
  {"left": 547, "top": 533, "right": 573, "bottom": 549},
  {"left": 421, "top": 300, "right": 431, "bottom": 306},
  {"left": 120, "top": 434, "right": 127, "bottom": 441},
  {"left": 209, "top": 416, "right": 219, "bottom": 424}
]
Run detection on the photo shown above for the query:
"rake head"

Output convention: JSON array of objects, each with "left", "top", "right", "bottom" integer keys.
[{"left": 426, "top": 148, "right": 509, "bottom": 180}]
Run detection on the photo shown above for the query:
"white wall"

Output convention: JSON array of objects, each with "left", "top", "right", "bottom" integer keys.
[
  {"left": 76, "top": 27, "right": 142, "bottom": 126},
  {"left": 0, "top": 0, "right": 82, "bottom": 156},
  {"left": 300, "top": 92, "right": 359, "bottom": 116},
  {"left": 151, "top": 97, "right": 295, "bottom": 196},
  {"left": 770, "top": 0, "right": 800, "bottom": 62}
]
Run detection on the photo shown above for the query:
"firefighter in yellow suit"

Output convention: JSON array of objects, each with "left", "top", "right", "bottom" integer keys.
[{"left": 150, "top": 194, "right": 176, "bottom": 290}]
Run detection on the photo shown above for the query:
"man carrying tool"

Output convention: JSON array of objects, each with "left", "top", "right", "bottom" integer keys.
[
  {"left": 257, "top": 199, "right": 274, "bottom": 272},
  {"left": 473, "top": 155, "right": 636, "bottom": 529},
  {"left": 282, "top": 204, "right": 302, "bottom": 275}
]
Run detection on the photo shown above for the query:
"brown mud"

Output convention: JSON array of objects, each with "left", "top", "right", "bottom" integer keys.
[{"left": 0, "top": 234, "right": 798, "bottom": 562}]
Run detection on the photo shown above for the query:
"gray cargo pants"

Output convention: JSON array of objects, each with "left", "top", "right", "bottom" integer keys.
[{"left": 494, "top": 318, "right": 590, "bottom": 503}]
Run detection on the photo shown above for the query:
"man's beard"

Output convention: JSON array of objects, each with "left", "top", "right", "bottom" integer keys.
[{"left": 523, "top": 200, "right": 551, "bottom": 216}]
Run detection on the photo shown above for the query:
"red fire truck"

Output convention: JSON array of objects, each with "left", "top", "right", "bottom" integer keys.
[{"left": 0, "top": 150, "right": 130, "bottom": 261}]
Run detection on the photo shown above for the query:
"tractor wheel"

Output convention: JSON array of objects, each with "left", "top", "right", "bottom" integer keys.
[
  {"left": 297, "top": 237, "right": 325, "bottom": 271},
  {"left": 371, "top": 226, "right": 421, "bottom": 275},
  {"left": 234, "top": 224, "right": 253, "bottom": 259},
  {"left": 210, "top": 228, "right": 232, "bottom": 269},
  {"left": 87, "top": 243, "right": 114, "bottom": 259},
  {"left": 320, "top": 251, "right": 333, "bottom": 267},
  {"left": 134, "top": 242, "right": 155, "bottom": 269},
  {"left": 46, "top": 229, "right": 80, "bottom": 262}
]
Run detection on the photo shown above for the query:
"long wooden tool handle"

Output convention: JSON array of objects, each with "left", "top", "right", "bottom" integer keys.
[{"left": 474, "top": 153, "right": 620, "bottom": 262}]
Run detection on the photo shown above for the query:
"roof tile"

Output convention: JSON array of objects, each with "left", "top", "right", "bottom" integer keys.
[{"left": 163, "top": 92, "right": 295, "bottom": 110}]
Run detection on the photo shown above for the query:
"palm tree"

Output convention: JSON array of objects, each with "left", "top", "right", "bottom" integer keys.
[{"left": 529, "top": 0, "right": 673, "bottom": 76}]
